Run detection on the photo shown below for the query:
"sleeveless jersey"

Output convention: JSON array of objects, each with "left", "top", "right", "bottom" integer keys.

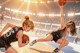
[
  {"left": 51, "top": 27, "right": 66, "bottom": 38},
  {"left": 1, "top": 26, "right": 23, "bottom": 45}
]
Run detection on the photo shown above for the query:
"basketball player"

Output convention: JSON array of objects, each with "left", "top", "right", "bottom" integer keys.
[
  {"left": 0, "top": 16, "right": 34, "bottom": 53},
  {"left": 29, "top": 6, "right": 76, "bottom": 53}
]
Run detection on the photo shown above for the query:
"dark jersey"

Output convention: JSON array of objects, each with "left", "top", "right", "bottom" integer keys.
[{"left": 1, "top": 26, "right": 23, "bottom": 45}]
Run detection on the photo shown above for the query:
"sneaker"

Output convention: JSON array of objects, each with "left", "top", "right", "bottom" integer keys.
[
  {"left": 29, "top": 40, "right": 37, "bottom": 46},
  {"left": 52, "top": 48, "right": 60, "bottom": 53}
]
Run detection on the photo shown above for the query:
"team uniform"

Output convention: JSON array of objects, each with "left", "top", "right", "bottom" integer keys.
[
  {"left": 0, "top": 27, "right": 23, "bottom": 49},
  {"left": 50, "top": 28, "right": 66, "bottom": 42}
]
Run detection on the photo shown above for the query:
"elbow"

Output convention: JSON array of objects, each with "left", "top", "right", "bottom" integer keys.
[
  {"left": 7, "top": 23, "right": 11, "bottom": 27},
  {"left": 61, "top": 25, "right": 64, "bottom": 28},
  {"left": 7, "top": 23, "right": 10, "bottom": 25},
  {"left": 18, "top": 44, "right": 22, "bottom": 47},
  {"left": 60, "top": 26, "right": 65, "bottom": 29}
]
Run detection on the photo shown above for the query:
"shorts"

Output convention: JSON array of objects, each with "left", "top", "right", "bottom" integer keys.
[
  {"left": 0, "top": 38, "right": 11, "bottom": 50},
  {"left": 50, "top": 32, "right": 61, "bottom": 42}
]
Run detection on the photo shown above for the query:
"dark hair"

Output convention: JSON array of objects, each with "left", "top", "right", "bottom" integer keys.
[
  {"left": 66, "top": 20, "right": 76, "bottom": 35},
  {"left": 22, "top": 16, "right": 34, "bottom": 30}
]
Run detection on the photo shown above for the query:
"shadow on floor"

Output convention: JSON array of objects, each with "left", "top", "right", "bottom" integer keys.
[{"left": 29, "top": 48, "right": 52, "bottom": 53}]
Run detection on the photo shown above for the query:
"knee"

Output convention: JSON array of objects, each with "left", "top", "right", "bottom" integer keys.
[{"left": 64, "top": 40, "right": 69, "bottom": 46}]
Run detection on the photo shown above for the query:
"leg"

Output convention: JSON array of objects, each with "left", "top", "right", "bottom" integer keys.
[
  {"left": 57, "top": 39, "right": 69, "bottom": 50},
  {"left": 36, "top": 34, "right": 53, "bottom": 42},
  {"left": 53, "top": 39, "right": 69, "bottom": 53},
  {"left": 29, "top": 34, "right": 53, "bottom": 46},
  {"left": 5, "top": 46, "right": 18, "bottom": 53}
]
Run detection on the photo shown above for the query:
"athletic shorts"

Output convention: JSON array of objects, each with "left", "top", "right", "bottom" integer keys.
[
  {"left": 50, "top": 32, "right": 61, "bottom": 42},
  {"left": 0, "top": 37, "right": 11, "bottom": 50}
]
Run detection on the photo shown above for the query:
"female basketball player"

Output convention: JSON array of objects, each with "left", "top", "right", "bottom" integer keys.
[
  {"left": 0, "top": 16, "right": 34, "bottom": 53},
  {"left": 29, "top": 6, "right": 76, "bottom": 53}
]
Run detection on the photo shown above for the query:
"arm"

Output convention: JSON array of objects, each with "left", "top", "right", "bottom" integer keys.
[
  {"left": 60, "top": 6, "right": 65, "bottom": 29},
  {"left": 17, "top": 30, "right": 28, "bottom": 47},
  {"left": 0, "top": 23, "right": 16, "bottom": 35}
]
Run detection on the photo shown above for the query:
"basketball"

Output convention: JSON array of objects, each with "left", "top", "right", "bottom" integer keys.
[
  {"left": 58, "top": 0, "right": 67, "bottom": 6},
  {"left": 22, "top": 34, "right": 29, "bottom": 43}
]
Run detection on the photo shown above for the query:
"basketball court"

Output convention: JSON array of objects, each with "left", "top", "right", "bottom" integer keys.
[
  {"left": 0, "top": 0, "right": 80, "bottom": 53},
  {"left": 0, "top": 41, "right": 63, "bottom": 53}
]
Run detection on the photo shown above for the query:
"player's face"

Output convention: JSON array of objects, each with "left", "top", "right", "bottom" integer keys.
[
  {"left": 23, "top": 24, "right": 31, "bottom": 32},
  {"left": 25, "top": 27, "right": 31, "bottom": 32},
  {"left": 66, "top": 27, "right": 71, "bottom": 33}
]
